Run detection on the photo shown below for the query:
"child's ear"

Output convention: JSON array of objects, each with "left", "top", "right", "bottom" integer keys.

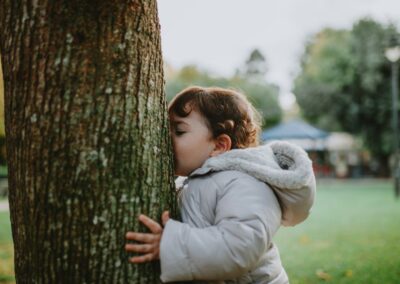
[{"left": 210, "top": 134, "right": 232, "bottom": 157}]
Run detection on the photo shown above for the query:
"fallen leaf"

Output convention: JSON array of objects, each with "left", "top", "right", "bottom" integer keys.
[
  {"left": 316, "top": 269, "right": 332, "bottom": 281},
  {"left": 299, "top": 235, "right": 310, "bottom": 245},
  {"left": 345, "top": 269, "right": 353, "bottom": 277}
]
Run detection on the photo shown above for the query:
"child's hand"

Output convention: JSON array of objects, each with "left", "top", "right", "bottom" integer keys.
[{"left": 125, "top": 211, "right": 170, "bottom": 263}]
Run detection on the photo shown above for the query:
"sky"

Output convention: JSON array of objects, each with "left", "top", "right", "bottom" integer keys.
[{"left": 157, "top": 0, "right": 400, "bottom": 109}]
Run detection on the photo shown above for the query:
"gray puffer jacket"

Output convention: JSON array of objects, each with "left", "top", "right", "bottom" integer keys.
[{"left": 160, "top": 141, "right": 316, "bottom": 283}]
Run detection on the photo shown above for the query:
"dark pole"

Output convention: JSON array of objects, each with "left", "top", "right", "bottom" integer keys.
[{"left": 391, "top": 61, "right": 400, "bottom": 198}]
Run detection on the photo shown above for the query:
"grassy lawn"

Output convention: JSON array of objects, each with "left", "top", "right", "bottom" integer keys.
[
  {"left": 0, "top": 179, "right": 399, "bottom": 283},
  {"left": 275, "top": 179, "right": 400, "bottom": 284},
  {"left": 0, "top": 166, "right": 7, "bottom": 179},
  {"left": 0, "top": 212, "right": 13, "bottom": 283}
]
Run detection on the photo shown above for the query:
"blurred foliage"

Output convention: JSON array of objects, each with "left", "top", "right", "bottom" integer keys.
[
  {"left": 0, "top": 166, "right": 7, "bottom": 178},
  {"left": 165, "top": 49, "right": 282, "bottom": 128},
  {"left": 294, "top": 18, "right": 400, "bottom": 172}
]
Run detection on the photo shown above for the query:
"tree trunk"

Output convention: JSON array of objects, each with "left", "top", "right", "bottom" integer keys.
[
  {"left": 0, "top": 57, "right": 4, "bottom": 137},
  {"left": 0, "top": 0, "right": 176, "bottom": 282}
]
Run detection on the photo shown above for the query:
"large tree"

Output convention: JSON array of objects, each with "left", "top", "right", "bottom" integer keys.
[
  {"left": 0, "top": 0, "right": 176, "bottom": 282},
  {"left": 0, "top": 58, "right": 5, "bottom": 165},
  {"left": 294, "top": 18, "right": 399, "bottom": 174},
  {"left": 0, "top": 58, "right": 4, "bottom": 137}
]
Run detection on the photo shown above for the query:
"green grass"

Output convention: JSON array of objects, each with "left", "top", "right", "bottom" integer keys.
[
  {"left": 0, "top": 213, "right": 11, "bottom": 244},
  {"left": 0, "top": 166, "right": 7, "bottom": 178},
  {"left": 275, "top": 179, "right": 400, "bottom": 284},
  {"left": 0, "top": 180, "right": 399, "bottom": 283},
  {"left": 0, "top": 212, "right": 13, "bottom": 283}
]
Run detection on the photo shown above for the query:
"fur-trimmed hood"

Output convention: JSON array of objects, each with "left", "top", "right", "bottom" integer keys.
[{"left": 201, "top": 141, "right": 316, "bottom": 226}]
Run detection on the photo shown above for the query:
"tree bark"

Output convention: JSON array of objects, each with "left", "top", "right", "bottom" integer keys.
[
  {"left": 0, "top": 57, "right": 4, "bottom": 137},
  {"left": 0, "top": 0, "right": 176, "bottom": 282}
]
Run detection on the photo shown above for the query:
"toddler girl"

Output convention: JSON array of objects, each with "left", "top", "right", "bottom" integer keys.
[{"left": 125, "top": 86, "right": 316, "bottom": 283}]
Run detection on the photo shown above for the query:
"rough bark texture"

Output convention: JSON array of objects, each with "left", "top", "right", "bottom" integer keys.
[{"left": 0, "top": 0, "right": 176, "bottom": 282}]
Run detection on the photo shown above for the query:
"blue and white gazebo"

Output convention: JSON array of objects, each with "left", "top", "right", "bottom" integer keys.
[{"left": 262, "top": 120, "right": 330, "bottom": 150}]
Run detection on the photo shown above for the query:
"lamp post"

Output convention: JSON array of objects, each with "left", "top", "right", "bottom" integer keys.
[{"left": 385, "top": 45, "right": 400, "bottom": 198}]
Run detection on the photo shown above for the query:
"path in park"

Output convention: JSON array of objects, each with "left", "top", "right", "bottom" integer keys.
[{"left": 0, "top": 200, "right": 9, "bottom": 212}]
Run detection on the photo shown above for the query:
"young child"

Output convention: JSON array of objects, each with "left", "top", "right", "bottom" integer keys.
[{"left": 125, "top": 86, "right": 316, "bottom": 283}]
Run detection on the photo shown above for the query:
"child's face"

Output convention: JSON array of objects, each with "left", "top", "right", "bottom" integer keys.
[{"left": 170, "top": 110, "right": 216, "bottom": 176}]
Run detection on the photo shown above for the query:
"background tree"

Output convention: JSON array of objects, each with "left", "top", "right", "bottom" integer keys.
[
  {"left": 0, "top": 58, "right": 5, "bottom": 166},
  {"left": 0, "top": 0, "right": 176, "bottom": 282},
  {"left": 166, "top": 60, "right": 282, "bottom": 129},
  {"left": 237, "top": 48, "right": 268, "bottom": 82},
  {"left": 294, "top": 18, "right": 400, "bottom": 174},
  {"left": 294, "top": 28, "right": 354, "bottom": 131}
]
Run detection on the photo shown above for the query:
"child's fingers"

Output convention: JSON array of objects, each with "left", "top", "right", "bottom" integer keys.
[
  {"left": 128, "top": 253, "right": 155, "bottom": 263},
  {"left": 161, "top": 211, "right": 170, "bottom": 226},
  {"left": 138, "top": 214, "right": 162, "bottom": 234},
  {"left": 125, "top": 243, "right": 154, "bottom": 253},
  {"left": 125, "top": 232, "right": 158, "bottom": 243}
]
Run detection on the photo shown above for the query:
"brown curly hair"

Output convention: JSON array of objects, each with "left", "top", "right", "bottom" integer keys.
[{"left": 168, "top": 86, "right": 261, "bottom": 149}]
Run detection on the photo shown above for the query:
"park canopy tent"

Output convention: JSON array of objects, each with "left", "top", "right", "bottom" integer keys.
[
  {"left": 325, "top": 132, "right": 360, "bottom": 151},
  {"left": 261, "top": 120, "right": 329, "bottom": 150}
]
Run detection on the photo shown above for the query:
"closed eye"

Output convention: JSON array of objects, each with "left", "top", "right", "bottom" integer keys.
[{"left": 175, "top": 130, "right": 186, "bottom": 136}]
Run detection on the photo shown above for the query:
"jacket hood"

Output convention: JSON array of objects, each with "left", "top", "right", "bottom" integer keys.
[{"left": 201, "top": 141, "right": 316, "bottom": 226}]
